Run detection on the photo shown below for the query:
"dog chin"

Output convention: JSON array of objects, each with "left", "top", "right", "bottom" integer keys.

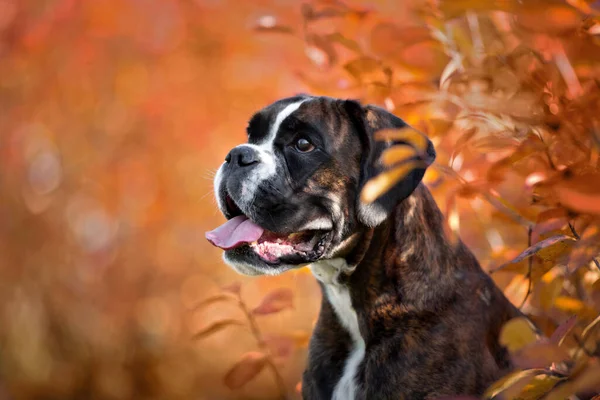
[{"left": 222, "top": 252, "right": 306, "bottom": 276}]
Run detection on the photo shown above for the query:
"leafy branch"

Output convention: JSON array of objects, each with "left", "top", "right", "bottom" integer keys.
[{"left": 191, "top": 283, "right": 297, "bottom": 399}]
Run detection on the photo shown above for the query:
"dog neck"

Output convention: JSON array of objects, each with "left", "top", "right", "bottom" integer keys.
[{"left": 311, "top": 184, "right": 492, "bottom": 339}]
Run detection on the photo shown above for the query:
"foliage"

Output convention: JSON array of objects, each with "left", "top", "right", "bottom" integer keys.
[
  {"left": 252, "top": 0, "right": 600, "bottom": 398},
  {"left": 1, "top": 0, "right": 600, "bottom": 399}
]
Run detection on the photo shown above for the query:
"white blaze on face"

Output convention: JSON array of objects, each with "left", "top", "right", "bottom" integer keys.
[{"left": 213, "top": 99, "right": 308, "bottom": 210}]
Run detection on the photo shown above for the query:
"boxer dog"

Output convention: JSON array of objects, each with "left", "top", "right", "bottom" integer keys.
[{"left": 206, "top": 95, "right": 521, "bottom": 399}]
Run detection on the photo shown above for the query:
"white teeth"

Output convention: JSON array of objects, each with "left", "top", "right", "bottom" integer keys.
[{"left": 276, "top": 239, "right": 282, "bottom": 244}]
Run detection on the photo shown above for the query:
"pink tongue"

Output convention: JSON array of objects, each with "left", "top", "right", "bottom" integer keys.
[{"left": 205, "top": 215, "right": 265, "bottom": 250}]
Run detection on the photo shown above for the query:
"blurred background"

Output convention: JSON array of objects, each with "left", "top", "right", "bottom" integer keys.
[{"left": 1, "top": 1, "right": 599, "bottom": 399}]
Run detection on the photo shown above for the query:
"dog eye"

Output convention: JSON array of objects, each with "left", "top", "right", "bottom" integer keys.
[{"left": 294, "top": 137, "right": 315, "bottom": 153}]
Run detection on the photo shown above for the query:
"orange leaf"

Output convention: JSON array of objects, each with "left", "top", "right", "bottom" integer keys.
[
  {"left": 343, "top": 56, "right": 380, "bottom": 82},
  {"left": 554, "top": 296, "right": 597, "bottom": 318},
  {"left": 222, "top": 281, "right": 242, "bottom": 295},
  {"left": 192, "top": 319, "right": 245, "bottom": 340},
  {"left": 517, "top": 5, "right": 582, "bottom": 35},
  {"left": 554, "top": 173, "right": 600, "bottom": 216},
  {"left": 380, "top": 145, "right": 418, "bottom": 167},
  {"left": 191, "top": 293, "right": 237, "bottom": 311},
  {"left": 253, "top": 16, "right": 295, "bottom": 35},
  {"left": 305, "top": 34, "right": 337, "bottom": 67},
  {"left": 224, "top": 351, "right": 268, "bottom": 389},
  {"left": 369, "top": 23, "right": 431, "bottom": 57},
  {"left": 252, "top": 288, "right": 294, "bottom": 315},
  {"left": 326, "top": 32, "right": 362, "bottom": 53},
  {"left": 360, "top": 161, "right": 423, "bottom": 204},
  {"left": 374, "top": 127, "right": 430, "bottom": 153}
]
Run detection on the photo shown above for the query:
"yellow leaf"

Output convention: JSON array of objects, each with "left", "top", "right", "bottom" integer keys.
[
  {"left": 545, "top": 363, "right": 600, "bottom": 400},
  {"left": 380, "top": 145, "right": 418, "bottom": 167},
  {"left": 538, "top": 269, "right": 564, "bottom": 312},
  {"left": 554, "top": 296, "right": 597, "bottom": 319},
  {"left": 484, "top": 369, "right": 544, "bottom": 399},
  {"left": 374, "top": 127, "right": 429, "bottom": 153},
  {"left": 361, "top": 161, "right": 423, "bottom": 204},
  {"left": 516, "top": 374, "right": 564, "bottom": 400},
  {"left": 499, "top": 317, "right": 539, "bottom": 353}
]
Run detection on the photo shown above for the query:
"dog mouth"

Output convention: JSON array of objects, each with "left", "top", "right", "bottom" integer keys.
[{"left": 206, "top": 194, "right": 329, "bottom": 265}]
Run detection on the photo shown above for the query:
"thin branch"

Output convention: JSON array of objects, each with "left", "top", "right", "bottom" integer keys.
[
  {"left": 236, "top": 293, "right": 289, "bottom": 400},
  {"left": 569, "top": 221, "right": 600, "bottom": 271},
  {"left": 519, "top": 226, "right": 534, "bottom": 309}
]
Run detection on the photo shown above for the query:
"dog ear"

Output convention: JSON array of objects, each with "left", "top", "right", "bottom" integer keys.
[{"left": 344, "top": 100, "right": 436, "bottom": 227}]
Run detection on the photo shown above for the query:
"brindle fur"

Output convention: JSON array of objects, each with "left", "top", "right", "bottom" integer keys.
[
  {"left": 213, "top": 95, "right": 522, "bottom": 400},
  {"left": 303, "top": 185, "right": 521, "bottom": 399}
]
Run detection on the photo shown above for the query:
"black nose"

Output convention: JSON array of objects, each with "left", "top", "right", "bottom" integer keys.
[{"left": 225, "top": 146, "right": 260, "bottom": 167}]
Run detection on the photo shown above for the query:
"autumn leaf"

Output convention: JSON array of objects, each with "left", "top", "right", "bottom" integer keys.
[
  {"left": 496, "top": 234, "right": 576, "bottom": 269},
  {"left": 252, "top": 288, "right": 294, "bottom": 315},
  {"left": 554, "top": 173, "right": 600, "bottom": 216},
  {"left": 380, "top": 145, "right": 419, "bottom": 167},
  {"left": 191, "top": 293, "right": 237, "bottom": 311},
  {"left": 515, "top": 374, "right": 564, "bottom": 400},
  {"left": 192, "top": 319, "right": 245, "bottom": 340},
  {"left": 327, "top": 32, "right": 362, "bottom": 53},
  {"left": 224, "top": 351, "right": 268, "bottom": 389},
  {"left": 343, "top": 57, "right": 381, "bottom": 82},
  {"left": 545, "top": 362, "right": 600, "bottom": 400},
  {"left": 512, "top": 341, "right": 571, "bottom": 369},
  {"left": 374, "top": 127, "right": 430, "bottom": 153},
  {"left": 369, "top": 23, "right": 431, "bottom": 57},
  {"left": 554, "top": 296, "right": 598, "bottom": 319},
  {"left": 484, "top": 369, "right": 545, "bottom": 399},
  {"left": 361, "top": 161, "right": 424, "bottom": 204},
  {"left": 549, "top": 315, "right": 577, "bottom": 345},
  {"left": 499, "top": 317, "right": 539, "bottom": 353},
  {"left": 253, "top": 16, "right": 295, "bottom": 35},
  {"left": 305, "top": 34, "right": 337, "bottom": 67},
  {"left": 222, "top": 281, "right": 242, "bottom": 295},
  {"left": 262, "top": 335, "right": 295, "bottom": 359},
  {"left": 516, "top": 4, "right": 583, "bottom": 35}
]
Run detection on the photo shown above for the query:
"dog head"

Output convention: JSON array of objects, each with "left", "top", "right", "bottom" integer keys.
[{"left": 206, "top": 95, "right": 435, "bottom": 275}]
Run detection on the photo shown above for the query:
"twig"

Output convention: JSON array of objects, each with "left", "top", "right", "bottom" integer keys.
[
  {"left": 568, "top": 222, "right": 600, "bottom": 272},
  {"left": 519, "top": 226, "right": 534, "bottom": 309},
  {"left": 235, "top": 292, "right": 289, "bottom": 400}
]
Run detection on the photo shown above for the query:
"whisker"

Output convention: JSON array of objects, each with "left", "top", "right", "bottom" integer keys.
[{"left": 203, "top": 168, "right": 219, "bottom": 180}]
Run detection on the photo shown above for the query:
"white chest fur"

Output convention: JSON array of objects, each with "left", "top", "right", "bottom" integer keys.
[{"left": 310, "top": 259, "right": 365, "bottom": 400}]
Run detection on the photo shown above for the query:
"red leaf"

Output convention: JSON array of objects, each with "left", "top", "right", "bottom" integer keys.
[
  {"left": 549, "top": 315, "right": 577, "bottom": 345},
  {"left": 252, "top": 288, "right": 294, "bottom": 315},
  {"left": 262, "top": 335, "right": 294, "bottom": 359},
  {"left": 512, "top": 341, "right": 571, "bottom": 369},
  {"left": 224, "top": 351, "right": 268, "bottom": 389}
]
